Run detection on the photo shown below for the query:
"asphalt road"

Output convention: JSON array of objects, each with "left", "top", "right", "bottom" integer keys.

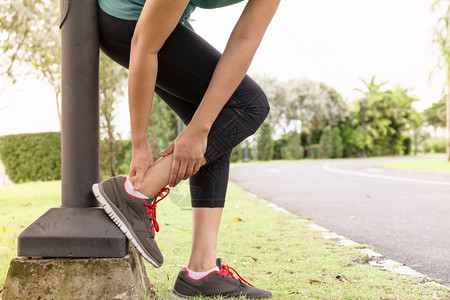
[{"left": 229, "top": 156, "right": 450, "bottom": 286}]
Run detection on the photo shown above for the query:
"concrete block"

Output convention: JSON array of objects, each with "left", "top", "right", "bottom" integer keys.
[{"left": 2, "top": 248, "right": 155, "bottom": 300}]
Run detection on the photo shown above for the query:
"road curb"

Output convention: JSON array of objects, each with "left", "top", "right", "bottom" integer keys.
[{"left": 247, "top": 192, "right": 449, "bottom": 290}]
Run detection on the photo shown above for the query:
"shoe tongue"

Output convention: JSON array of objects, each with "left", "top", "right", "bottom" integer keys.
[{"left": 216, "top": 258, "right": 222, "bottom": 268}]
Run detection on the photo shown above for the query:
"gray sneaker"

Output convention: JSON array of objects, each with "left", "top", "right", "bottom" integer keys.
[
  {"left": 92, "top": 175, "right": 169, "bottom": 267},
  {"left": 170, "top": 258, "right": 272, "bottom": 298}
]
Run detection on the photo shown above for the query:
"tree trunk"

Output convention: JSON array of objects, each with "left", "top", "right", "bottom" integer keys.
[{"left": 447, "top": 68, "right": 450, "bottom": 161}]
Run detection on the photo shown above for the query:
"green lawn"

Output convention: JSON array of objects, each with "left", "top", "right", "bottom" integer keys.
[
  {"left": 379, "top": 159, "right": 450, "bottom": 173},
  {"left": 1, "top": 180, "right": 449, "bottom": 299}
]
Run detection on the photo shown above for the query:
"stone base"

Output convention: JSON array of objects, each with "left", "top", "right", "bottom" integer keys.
[{"left": 1, "top": 247, "right": 155, "bottom": 300}]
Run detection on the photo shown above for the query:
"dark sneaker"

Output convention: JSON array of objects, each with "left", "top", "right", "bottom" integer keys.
[
  {"left": 170, "top": 258, "right": 272, "bottom": 298},
  {"left": 92, "top": 175, "right": 169, "bottom": 268}
]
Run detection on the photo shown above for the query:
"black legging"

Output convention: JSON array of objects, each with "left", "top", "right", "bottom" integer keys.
[{"left": 98, "top": 8, "right": 269, "bottom": 207}]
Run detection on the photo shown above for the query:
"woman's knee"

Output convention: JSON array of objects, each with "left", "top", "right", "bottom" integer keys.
[{"left": 247, "top": 86, "right": 270, "bottom": 132}]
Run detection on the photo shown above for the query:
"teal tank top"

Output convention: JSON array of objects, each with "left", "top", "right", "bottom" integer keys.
[{"left": 98, "top": 0, "right": 244, "bottom": 23}]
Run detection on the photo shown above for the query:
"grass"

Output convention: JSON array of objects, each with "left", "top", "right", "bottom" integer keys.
[
  {"left": 378, "top": 159, "right": 450, "bottom": 173},
  {"left": 1, "top": 181, "right": 449, "bottom": 299}
]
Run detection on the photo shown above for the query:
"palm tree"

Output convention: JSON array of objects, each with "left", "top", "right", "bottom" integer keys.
[{"left": 432, "top": 0, "right": 450, "bottom": 161}]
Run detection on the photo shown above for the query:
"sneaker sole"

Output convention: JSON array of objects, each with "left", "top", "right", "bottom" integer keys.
[
  {"left": 92, "top": 183, "right": 162, "bottom": 268},
  {"left": 169, "top": 290, "right": 193, "bottom": 299}
]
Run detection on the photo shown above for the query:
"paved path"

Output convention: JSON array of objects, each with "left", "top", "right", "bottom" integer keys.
[{"left": 230, "top": 156, "right": 450, "bottom": 286}]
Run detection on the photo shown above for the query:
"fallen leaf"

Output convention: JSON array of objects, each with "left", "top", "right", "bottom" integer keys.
[
  {"left": 231, "top": 217, "right": 244, "bottom": 222},
  {"left": 335, "top": 274, "right": 348, "bottom": 282},
  {"left": 2, "top": 227, "right": 5, "bottom": 233},
  {"left": 244, "top": 256, "right": 258, "bottom": 262},
  {"left": 253, "top": 246, "right": 262, "bottom": 249},
  {"left": 274, "top": 247, "right": 286, "bottom": 251},
  {"left": 179, "top": 228, "right": 192, "bottom": 233},
  {"left": 309, "top": 279, "right": 320, "bottom": 284}
]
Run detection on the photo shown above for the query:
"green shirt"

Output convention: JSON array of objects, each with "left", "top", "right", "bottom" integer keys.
[{"left": 98, "top": 0, "right": 244, "bottom": 23}]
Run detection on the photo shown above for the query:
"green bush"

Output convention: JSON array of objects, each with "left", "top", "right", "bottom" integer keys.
[
  {"left": 308, "top": 144, "right": 320, "bottom": 159},
  {"left": 401, "top": 136, "right": 412, "bottom": 155},
  {"left": 115, "top": 139, "right": 133, "bottom": 176},
  {"left": 256, "top": 121, "right": 273, "bottom": 161},
  {"left": 231, "top": 143, "right": 244, "bottom": 163},
  {"left": 330, "top": 127, "right": 343, "bottom": 158},
  {"left": 426, "top": 137, "right": 447, "bottom": 153},
  {"left": 319, "top": 126, "right": 332, "bottom": 158},
  {"left": 339, "top": 123, "right": 360, "bottom": 158},
  {"left": 280, "top": 132, "right": 304, "bottom": 160},
  {"left": 0, "top": 132, "right": 61, "bottom": 183},
  {"left": 273, "top": 136, "right": 288, "bottom": 160}
]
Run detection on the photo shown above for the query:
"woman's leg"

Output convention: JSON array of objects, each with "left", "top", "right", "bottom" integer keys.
[{"left": 98, "top": 8, "right": 268, "bottom": 272}]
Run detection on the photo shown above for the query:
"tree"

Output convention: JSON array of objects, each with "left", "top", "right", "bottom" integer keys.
[
  {"left": 423, "top": 96, "right": 447, "bottom": 132},
  {"left": 319, "top": 126, "right": 332, "bottom": 158},
  {"left": 330, "top": 127, "right": 343, "bottom": 158},
  {"left": 280, "top": 132, "right": 303, "bottom": 160},
  {"left": 99, "top": 53, "right": 128, "bottom": 178},
  {"left": 256, "top": 121, "right": 273, "bottom": 161},
  {"left": 1, "top": 0, "right": 62, "bottom": 125},
  {"left": 285, "top": 78, "right": 348, "bottom": 153},
  {"left": 147, "top": 95, "right": 178, "bottom": 161},
  {"left": 252, "top": 75, "right": 287, "bottom": 133},
  {"left": 432, "top": 0, "right": 450, "bottom": 160},
  {"left": 353, "top": 77, "right": 421, "bottom": 156}
]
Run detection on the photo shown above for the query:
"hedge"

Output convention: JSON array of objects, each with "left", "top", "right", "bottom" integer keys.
[{"left": 0, "top": 132, "right": 61, "bottom": 183}]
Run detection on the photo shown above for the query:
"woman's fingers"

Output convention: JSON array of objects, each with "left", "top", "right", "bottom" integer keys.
[
  {"left": 169, "top": 159, "right": 180, "bottom": 187},
  {"left": 133, "top": 169, "right": 146, "bottom": 190},
  {"left": 159, "top": 143, "right": 175, "bottom": 157},
  {"left": 169, "top": 157, "right": 203, "bottom": 186}
]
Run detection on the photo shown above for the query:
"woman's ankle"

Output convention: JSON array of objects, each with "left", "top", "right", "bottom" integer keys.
[{"left": 187, "top": 257, "right": 217, "bottom": 272}]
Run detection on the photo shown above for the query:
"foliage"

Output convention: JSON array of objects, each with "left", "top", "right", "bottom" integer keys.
[
  {"left": 353, "top": 77, "right": 421, "bottom": 156},
  {"left": 427, "top": 137, "right": 447, "bottom": 153},
  {"left": 253, "top": 76, "right": 287, "bottom": 133},
  {"left": 319, "top": 126, "right": 332, "bottom": 158},
  {"left": 1, "top": 0, "right": 61, "bottom": 121},
  {"left": 99, "top": 53, "right": 128, "bottom": 178},
  {"left": 115, "top": 139, "right": 133, "bottom": 176},
  {"left": 308, "top": 144, "right": 320, "bottom": 159},
  {"left": 0, "top": 132, "right": 61, "bottom": 182},
  {"left": 280, "top": 132, "right": 304, "bottom": 160},
  {"left": 330, "top": 127, "right": 344, "bottom": 158},
  {"left": 231, "top": 143, "right": 244, "bottom": 163},
  {"left": 319, "top": 126, "right": 343, "bottom": 159},
  {"left": 423, "top": 96, "right": 446, "bottom": 129},
  {"left": 339, "top": 121, "right": 362, "bottom": 158},
  {"left": 147, "top": 95, "right": 178, "bottom": 161},
  {"left": 256, "top": 121, "right": 273, "bottom": 161},
  {"left": 401, "top": 136, "right": 412, "bottom": 155},
  {"left": 286, "top": 79, "right": 348, "bottom": 142},
  {"left": 273, "top": 136, "right": 288, "bottom": 160},
  {"left": 432, "top": 0, "right": 450, "bottom": 160}
]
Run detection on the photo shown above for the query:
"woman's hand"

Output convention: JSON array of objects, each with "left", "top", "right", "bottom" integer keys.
[
  {"left": 130, "top": 143, "right": 154, "bottom": 190},
  {"left": 159, "top": 125, "right": 208, "bottom": 187}
]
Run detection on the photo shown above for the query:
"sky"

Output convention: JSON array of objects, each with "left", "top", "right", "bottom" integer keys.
[{"left": 0, "top": 0, "right": 446, "bottom": 137}]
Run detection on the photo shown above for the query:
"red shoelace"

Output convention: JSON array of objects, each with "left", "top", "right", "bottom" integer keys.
[
  {"left": 216, "top": 264, "right": 254, "bottom": 287},
  {"left": 144, "top": 187, "right": 170, "bottom": 232}
]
